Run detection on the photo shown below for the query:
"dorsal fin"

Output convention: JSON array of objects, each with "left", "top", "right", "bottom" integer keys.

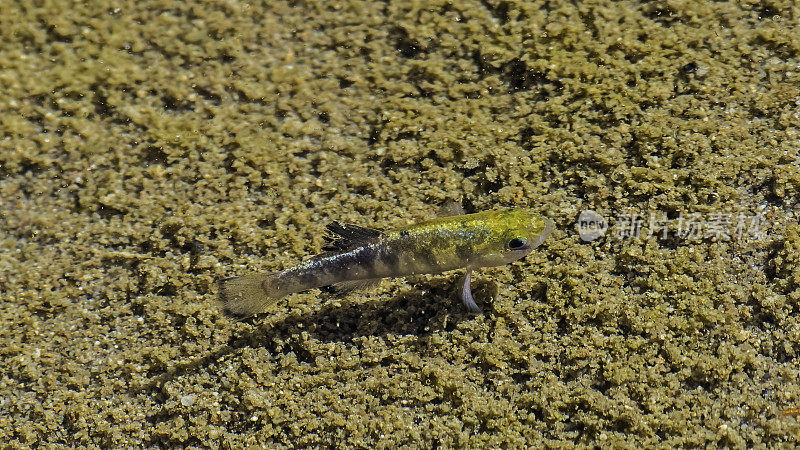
[
  {"left": 322, "top": 222, "right": 381, "bottom": 251},
  {"left": 437, "top": 200, "right": 465, "bottom": 217}
]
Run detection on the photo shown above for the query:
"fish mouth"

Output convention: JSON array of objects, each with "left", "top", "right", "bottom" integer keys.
[{"left": 529, "top": 218, "right": 554, "bottom": 249}]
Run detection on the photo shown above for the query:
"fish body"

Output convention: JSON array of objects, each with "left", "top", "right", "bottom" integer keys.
[{"left": 219, "top": 210, "right": 553, "bottom": 317}]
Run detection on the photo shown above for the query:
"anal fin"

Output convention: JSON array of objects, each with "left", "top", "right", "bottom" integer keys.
[{"left": 329, "top": 278, "right": 380, "bottom": 294}]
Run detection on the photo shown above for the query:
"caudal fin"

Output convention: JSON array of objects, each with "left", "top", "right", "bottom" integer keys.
[{"left": 217, "top": 272, "right": 285, "bottom": 317}]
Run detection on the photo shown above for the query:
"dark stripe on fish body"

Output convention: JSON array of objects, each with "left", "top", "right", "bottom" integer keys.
[
  {"left": 298, "top": 261, "right": 324, "bottom": 286},
  {"left": 309, "top": 244, "right": 382, "bottom": 281},
  {"left": 281, "top": 255, "right": 345, "bottom": 290},
  {"left": 355, "top": 244, "right": 380, "bottom": 278},
  {"left": 420, "top": 247, "right": 440, "bottom": 272},
  {"left": 455, "top": 243, "right": 473, "bottom": 262},
  {"left": 376, "top": 243, "right": 401, "bottom": 276}
]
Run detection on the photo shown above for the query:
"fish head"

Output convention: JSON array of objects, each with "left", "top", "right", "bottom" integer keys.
[{"left": 470, "top": 210, "right": 554, "bottom": 267}]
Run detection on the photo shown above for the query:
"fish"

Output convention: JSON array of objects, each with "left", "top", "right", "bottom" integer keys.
[{"left": 218, "top": 209, "right": 554, "bottom": 317}]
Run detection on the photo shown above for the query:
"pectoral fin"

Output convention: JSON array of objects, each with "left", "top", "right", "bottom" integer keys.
[
  {"left": 459, "top": 269, "right": 481, "bottom": 313},
  {"left": 437, "top": 200, "right": 465, "bottom": 217}
]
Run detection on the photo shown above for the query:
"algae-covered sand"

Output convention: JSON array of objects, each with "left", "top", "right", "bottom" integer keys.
[{"left": 2, "top": 0, "right": 800, "bottom": 446}]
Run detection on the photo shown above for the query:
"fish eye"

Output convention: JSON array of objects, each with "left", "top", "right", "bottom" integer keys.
[{"left": 508, "top": 237, "right": 527, "bottom": 250}]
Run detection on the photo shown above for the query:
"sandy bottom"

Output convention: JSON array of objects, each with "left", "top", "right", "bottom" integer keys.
[{"left": 2, "top": 0, "right": 800, "bottom": 446}]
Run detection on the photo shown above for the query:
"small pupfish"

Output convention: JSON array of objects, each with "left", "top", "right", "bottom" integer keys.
[{"left": 218, "top": 210, "right": 554, "bottom": 317}]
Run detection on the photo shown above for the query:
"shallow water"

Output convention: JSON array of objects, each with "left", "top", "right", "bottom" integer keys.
[{"left": 1, "top": 0, "right": 799, "bottom": 446}]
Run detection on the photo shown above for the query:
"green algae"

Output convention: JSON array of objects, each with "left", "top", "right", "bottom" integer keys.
[{"left": 1, "top": 0, "right": 800, "bottom": 447}]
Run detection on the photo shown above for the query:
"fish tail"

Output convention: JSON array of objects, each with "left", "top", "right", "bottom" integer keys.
[{"left": 217, "top": 272, "right": 288, "bottom": 317}]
